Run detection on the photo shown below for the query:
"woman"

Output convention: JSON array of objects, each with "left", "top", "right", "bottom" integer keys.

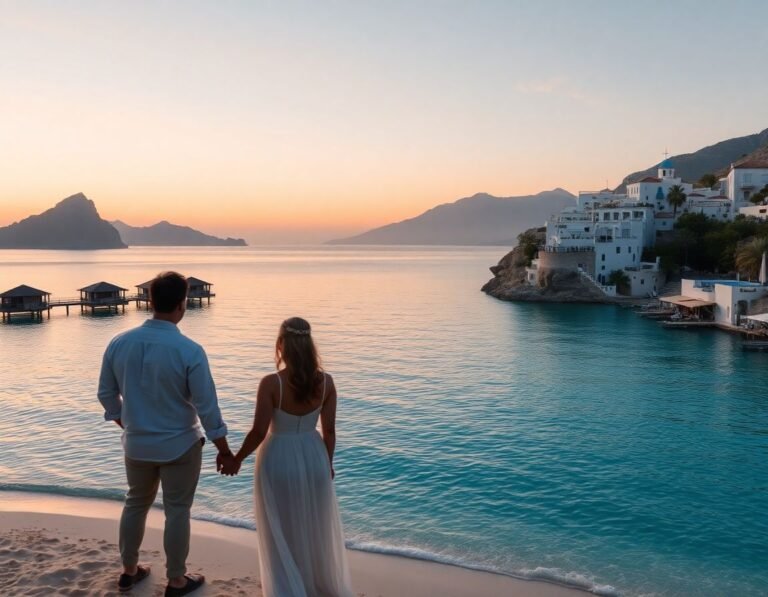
[{"left": 233, "top": 317, "right": 354, "bottom": 597}]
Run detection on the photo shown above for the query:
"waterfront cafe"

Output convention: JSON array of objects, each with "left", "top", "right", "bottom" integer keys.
[
  {"left": 664, "top": 279, "right": 768, "bottom": 326},
  {"left": 658, "top": 294, "right": 716, "bottom": 321},
  {"left": 742, "top": 313, "right": 768, "bottom": 336}
]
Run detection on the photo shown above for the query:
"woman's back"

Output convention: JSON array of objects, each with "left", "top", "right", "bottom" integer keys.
[
  {"left": 254, "top": 368, "right": 353, "bottom": 597},
  {"left": 270, "top": 371, "right": 326, "bottom": 435}
]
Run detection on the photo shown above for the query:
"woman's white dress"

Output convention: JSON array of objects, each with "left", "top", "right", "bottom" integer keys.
[{"left": 254, "top": 374, "right": 354, "bottom": 597}]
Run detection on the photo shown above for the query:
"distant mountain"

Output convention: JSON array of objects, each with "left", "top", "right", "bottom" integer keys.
[
  {"left": 328, "top": 189, "right": 576, "bottom": 246},
  {"left": 0, "top": 193, "right": 126, "bottom": 250},
  {"left": 111, "top": 220, "right": 247, "bottom": 246},
  {"left": 715, "top": 142, "right": 768, "bottom": 177},
  {"left": 616, "top": 127, "right": 768, "bottom": 191}
]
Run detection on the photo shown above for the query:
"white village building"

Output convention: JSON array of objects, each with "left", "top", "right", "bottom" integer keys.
[{"left": 528, "top": 154, "right": 768, "bottom": 298}]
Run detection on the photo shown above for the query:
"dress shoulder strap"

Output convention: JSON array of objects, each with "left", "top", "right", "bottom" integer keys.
[
  {"left": 320, "top": 372, "right": 328, "bottom": 406},
  {"left": 276, "top": 373, "right": 283, "bottom": 410}
]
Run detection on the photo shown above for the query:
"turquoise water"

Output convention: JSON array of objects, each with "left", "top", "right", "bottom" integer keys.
[{"left": 0, "top": 247, "right": 766, "bottom": 596}]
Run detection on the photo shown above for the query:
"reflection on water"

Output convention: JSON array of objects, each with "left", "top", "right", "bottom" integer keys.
[{"left": 1, "top": 247, "right": 767, "bottom": 596}]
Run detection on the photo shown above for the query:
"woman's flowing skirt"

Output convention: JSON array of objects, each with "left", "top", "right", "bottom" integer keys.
[{"left": 254, "top": 431, "right": 354, "bottom": 597}]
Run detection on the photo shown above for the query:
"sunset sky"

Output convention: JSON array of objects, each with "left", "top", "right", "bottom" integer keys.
[{"left": 2, "top": 1, "right": 767, "bottom": 243}]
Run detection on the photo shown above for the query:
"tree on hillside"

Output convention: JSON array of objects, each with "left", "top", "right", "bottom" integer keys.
[
  {"left": 667, "top": 185, "right": 687, "bottom": 217},
  {"left": 517, "top": 230, "right": 540, "bottom": 265},
  {"left": 748, "top": 184, "right": 768, "bottom": 205},
  {"left": 607, "top": 269, "right": 631, "bottom": 295},
  {"left": 698, "top": 173, "right": 718, "bottom": 188},
  {"left": 735, "top": 236, "right": 768, "bottom": 279}
]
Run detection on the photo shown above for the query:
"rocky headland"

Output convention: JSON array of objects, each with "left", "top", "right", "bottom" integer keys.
[{"left": 481, "top": 228, "right": 611, "bottom": 303}]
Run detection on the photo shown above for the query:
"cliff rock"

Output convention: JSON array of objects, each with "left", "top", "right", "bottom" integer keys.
[{"left": 482, "top": 228, "right": 609, "bottom": 303}]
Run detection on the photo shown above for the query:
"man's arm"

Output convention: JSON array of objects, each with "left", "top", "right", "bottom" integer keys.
[
  {"left": 188, "top": 348, "right": 230, "bottom": 458},
  {"left": 97, "top": 343, "right": 123, "bottom": 428}
]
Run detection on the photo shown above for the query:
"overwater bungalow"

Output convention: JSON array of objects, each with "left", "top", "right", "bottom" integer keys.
[
  {"left": 0, "top": 285, "right": 51, "bottom": 321},
  {"left": 134, "top": 277, "right": 215, "bottom": 308},
  {"left": 187, "top": 277, "right": 215, "bottom": 306},
  {"left": 78, "top": 281, "right": 129, "bottom": 313},
  {"left": 134, "top": 280, "right": 152, "bottom": 308}
]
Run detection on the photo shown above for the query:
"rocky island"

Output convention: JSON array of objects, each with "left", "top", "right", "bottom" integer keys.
[
  {"left": 111, "top": 220, "right": 247, "bottom": 246},
  {"left": 0, "top": 193, "right": 126, "bottom": 250}
]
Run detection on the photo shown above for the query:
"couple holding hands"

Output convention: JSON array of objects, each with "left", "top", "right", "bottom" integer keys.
[{"left": 98, "top": 271, "right": 353, "bottom": 597}]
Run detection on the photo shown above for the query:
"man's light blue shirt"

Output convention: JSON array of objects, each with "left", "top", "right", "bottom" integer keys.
[{"left": 97, "top": 319, "right": 227, "bottom": 462}]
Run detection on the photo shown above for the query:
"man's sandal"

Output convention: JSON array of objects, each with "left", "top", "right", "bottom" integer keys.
[
  {"left": 164, "top": 573, "right": 206, "bottom": 596},
  {"left": 118, "top": 565, "right": 150, "bottom": 592}
]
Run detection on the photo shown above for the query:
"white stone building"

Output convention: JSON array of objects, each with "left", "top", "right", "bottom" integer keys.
[
  {"left": 739, "top": 204, "right": 768, "bottom": 220},
  {"left": 626, "top": 159, "right": 693, "bottom": 212},
  {"left": 725, "top": 160, "right": 768, "bottom": 216},
  {"left": 676, "top": 279, "right": 768, "bottom": 325},
  {"left": 533, "top": 155, "right": 768, "bottom": 299}
]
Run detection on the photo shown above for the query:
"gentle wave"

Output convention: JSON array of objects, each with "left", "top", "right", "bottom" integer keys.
[{"left": 0, "top": 485, "right": 612, "bottom": 595}]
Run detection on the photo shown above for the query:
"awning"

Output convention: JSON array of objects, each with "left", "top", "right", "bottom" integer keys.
[
  {"left": 744, "top": 313, "right": 768, "bottom": 323},
  {"left": 659, "top": 295, "right": 715, "bottom": 308}
]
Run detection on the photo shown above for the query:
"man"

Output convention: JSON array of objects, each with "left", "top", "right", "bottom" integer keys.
[{"left": 97, "top": 271, "right": 237, "bottom": 596}]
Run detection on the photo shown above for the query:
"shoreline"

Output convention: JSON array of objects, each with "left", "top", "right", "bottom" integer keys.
[{"left": 0, "top": 491, "right": 589, "bottom": 596}]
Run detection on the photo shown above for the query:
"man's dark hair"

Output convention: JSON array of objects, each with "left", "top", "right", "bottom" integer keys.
[{"left": 150, "top": 271, "right": 188, "bottom": 313}]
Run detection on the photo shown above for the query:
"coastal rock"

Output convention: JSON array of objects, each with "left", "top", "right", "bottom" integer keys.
[
  {"left": 482, "top": 228, "right": 609, "bottom": 303},
  {"left": 484, "top": 267, "right": 609, "bottom": 303}
]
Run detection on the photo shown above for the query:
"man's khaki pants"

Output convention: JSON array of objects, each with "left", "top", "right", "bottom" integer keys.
[{"left": 120, "top": 440, "right": 203, "bottom": 579}]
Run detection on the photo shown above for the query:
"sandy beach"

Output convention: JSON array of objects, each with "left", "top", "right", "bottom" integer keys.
[{"left": 0, "top": 491, "right": 586, "bottom": 596}]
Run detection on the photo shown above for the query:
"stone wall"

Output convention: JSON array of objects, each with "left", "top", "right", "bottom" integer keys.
[{"left": 537, "top": 250, "right": 595, "bottom": 277}]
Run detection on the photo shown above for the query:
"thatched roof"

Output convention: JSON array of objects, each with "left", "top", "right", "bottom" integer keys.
[
  {"left": 79, "top": 281, "right": 127, "bottom": 293},
  {"left": 0, "top": 284, "right": 50, "bottom": 298}
]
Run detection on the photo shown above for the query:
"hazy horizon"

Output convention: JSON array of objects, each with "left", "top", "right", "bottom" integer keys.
[{"left": 2, "top": 1, "right": 767, "bottom": 242}]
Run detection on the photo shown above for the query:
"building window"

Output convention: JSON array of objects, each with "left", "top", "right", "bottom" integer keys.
[
  {"left": 641, "top": 279, "right": 645, "bottom": 285},
  {"left": 601, "top": 265, "right": 605, "bottom": 271},
  {"left": 601, "top": 254, "right": 605, "bottom": 261},
  {"left": 616, "top": 247, "right": 621, "bottom": 254}
]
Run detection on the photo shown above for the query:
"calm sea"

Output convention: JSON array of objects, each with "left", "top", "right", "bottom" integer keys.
[{"left": 0, "top": 247, "right": 766, "bottom": 596}]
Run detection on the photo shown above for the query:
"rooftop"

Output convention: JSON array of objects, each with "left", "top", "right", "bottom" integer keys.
[
  {"left": 732, "top": 160, "right": 768, "bottom": 170},
  {"left": 0, "top": 284, "right": 50, "bottom": 298},
  {"left": 79, "top": 281, "right": 127, "bottom": 293}
]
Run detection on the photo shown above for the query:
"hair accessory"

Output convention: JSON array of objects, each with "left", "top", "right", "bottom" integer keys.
[{"left": 284, "top": 325, "right": 311, "bottom": 336}]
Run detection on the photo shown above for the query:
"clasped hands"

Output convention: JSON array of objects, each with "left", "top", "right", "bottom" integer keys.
[{"left": 216, "top": 451, "right": 241, "bottom": 476}]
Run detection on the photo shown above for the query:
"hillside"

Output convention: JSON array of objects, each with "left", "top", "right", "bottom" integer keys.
[
  {"left": 0, "top": 193, "right": 126, "bottom": 250},
  {"left": 112, "top": 220, "right": 246, "bottom": 246},
  {"left": 328, "top": 189, "right": 576, "bottom": 246},
  {"left": 616, "top": 127, "right": 768, "bottom": 191}
]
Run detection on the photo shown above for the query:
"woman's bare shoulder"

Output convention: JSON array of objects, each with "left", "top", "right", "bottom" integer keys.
[{"left": 259, "top": 372, "right": 281, "bottom": 390}]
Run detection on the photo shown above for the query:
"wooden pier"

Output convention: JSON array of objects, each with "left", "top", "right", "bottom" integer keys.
[{"left": 2, "top": 277, "right": 216, "bottom": 322}]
